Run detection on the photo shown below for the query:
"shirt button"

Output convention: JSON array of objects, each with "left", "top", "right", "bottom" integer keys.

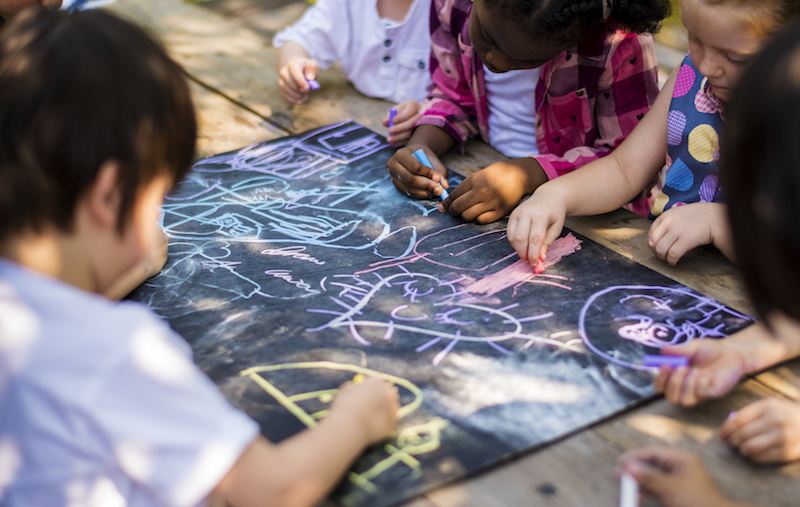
[
  {"left": 383, "top": 55, "right": 391, "bottom": 63},
  {"left": 384, "top": 39, "right": 392, "bottom": 47},
  {"left": 417, "top": 60, "right": 425, "bottom": 69}
]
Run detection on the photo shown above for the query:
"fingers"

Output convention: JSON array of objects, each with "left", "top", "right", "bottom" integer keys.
[
  {"left": 719, "top": 399, "right": 796, "bottom": 464},
  {"left": 386, "top": 148, "right": 445, "bottom": 199},
  {"left": 278, "top": 59, "right": 319, "bottom": 105},
  {"left": 648, "top": 222, "right": 688, "bottom": 266}
]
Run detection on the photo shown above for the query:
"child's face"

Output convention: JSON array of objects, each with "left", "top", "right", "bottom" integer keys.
[
  {"left": 468, "top": 0, "right": 572, "bottom": 73},
  {"left": 117, "top": 174, "right": 170, "bottom": 277},
  {"left": 681, "top": 0, "right": 766, "bottom": 103},
  {"left": 0, "top": 0, "right": 62, "bottom": 18}
]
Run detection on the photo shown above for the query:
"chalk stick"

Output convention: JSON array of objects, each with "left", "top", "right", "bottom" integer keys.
[
  {"left": 533, "top": 258, "right": 545, "bottom": 274},
  {"left": 388, "top": 107, "right": 398, "bottom": 128},
  {"left": 352, "top": 374, "right": 366, "bottom": 384},
  {"left": 619, "top": 472, "right": 638, "bottom": 507},
  {"left": 307, "top": 79, "right": 321, "bottom": 91},
  {"left": 642, "top": 354, "right": 689, "bottom": 368},
  {"left": 413, "top": 149, "right": 449, "bottom": 201}
]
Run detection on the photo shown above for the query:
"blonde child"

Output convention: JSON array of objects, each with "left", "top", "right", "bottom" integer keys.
[
  {"left": 274, "top": 0, "right": 431, "bottom": 145},
  {"left": 618, "top": 19, "right": 800, "bottom": 505},
  {"left": 0, "top": 9, "right": 398, "bottom": 506},
  {"left": 387, "top": 0, "right": 670, "bottom": 223},
  {"left": 508, "top": 0, "right": 800, "bottom": 267}
]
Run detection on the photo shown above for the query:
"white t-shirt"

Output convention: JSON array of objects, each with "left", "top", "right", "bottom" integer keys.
[
  {"left": 0, "top": 260, "right": 259, "bottom": 507},
  {"left": 273, "top": 0, "right": 433, "bottom": 103},
  {"left": 482, "top": 64, "right": 540, "bottom": 158}
]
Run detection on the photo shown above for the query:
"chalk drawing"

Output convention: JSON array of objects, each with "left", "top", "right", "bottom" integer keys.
[
  {"left": 578, "top": 285, "right": 754, "bottom": 371},
  {"left": 239, "top": 361, "right": 448, "bottom": 492}
]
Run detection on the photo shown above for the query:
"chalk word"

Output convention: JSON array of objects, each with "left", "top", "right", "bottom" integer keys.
[
  {"left": 261, "top": 246, "right": 325, "bottom": 266},
  {"left": 264, "top": 269, "right": 319, "bottom": 295}
]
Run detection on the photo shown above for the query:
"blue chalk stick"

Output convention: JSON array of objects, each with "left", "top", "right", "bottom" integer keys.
[
  {"left": 413, "top": 149, "right": 449, "bottom": 201},
  {"left": 389, "top": 107, "right": 398, "bottom": 128},
  {"left": 642, "top": 354, "right": 689, "bottom": 368},
  {"left": 307, "top": 79, "right": 321, "bottom": 91}
]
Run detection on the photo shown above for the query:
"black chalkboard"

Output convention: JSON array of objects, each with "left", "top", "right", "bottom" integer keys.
[{"left": 129, "top": 121, "right": 753, "bottom": 507}]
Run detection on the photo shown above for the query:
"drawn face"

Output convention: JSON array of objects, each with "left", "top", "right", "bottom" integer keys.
[
  {"left": 681, "top": 0, "right": 767, "bottom": 102},
  {"left": 578, "top": 285, "right": 753, "bottom": 370},
  {"left": 468, "top": 0, "right": 573, "bottom": 73}
]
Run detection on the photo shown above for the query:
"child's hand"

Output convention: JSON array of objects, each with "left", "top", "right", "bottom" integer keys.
[
  {"left": 386, "top": 146, "right": 449, "bottom": 199},
  {"left": 383, "top": 100, "right": 421, "bottom": 146},
  {"left": 653, "top": 340, "right": 746, "bottom": 407},
  {"left": 278, "top": 57, "right": 320, "bottom": 105},
  {"left": 720, "top": 398, "right": 800, "bottom": 464},
  {"left": 332, "top": 377, "right": 399, "bottom": 445},
  {"left": 507, "top": 187, "right": 567, "bottom": 265},
  {"left": 649, "top": 202, "right": 731, "bottom": 265},
  {"left": 617, "top": 446, "right": 735, "bottom": 507},
  {"left": 438, "top": 158, "right": 547, "bottom": 225}
]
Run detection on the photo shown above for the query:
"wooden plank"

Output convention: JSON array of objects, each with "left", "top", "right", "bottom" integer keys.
[
  {"left": 595, "top": 381, "right": 800, "bottom": 506},
  {"left": 423, "top": 430, "right": 624, "bottom": 507},
  {"left": 190, "top": 79, "right": 285, "bottom": 159},
  {"left": 752, "top": 358, "right": 800, "bottom": 402},
  {"left": 108, "top": 0, "right": 402, "bottom": 137},
  {"left": 565, "top": 211, "right": 752, "bottom": 315}
]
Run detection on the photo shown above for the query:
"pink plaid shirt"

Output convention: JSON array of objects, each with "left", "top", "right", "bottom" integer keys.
[{"left": 418, "top": 0, "right": 660, "bottom": 184}]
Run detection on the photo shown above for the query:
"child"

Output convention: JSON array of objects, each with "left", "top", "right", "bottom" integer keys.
[
  {"left": 508, "top": 0, "right": 800, "bottom": 267},
  {"left": 274, "top": 0, "right": 431, "bottom": 145},
  {"left": 387, "top": 0, "right": 669, "bottom": 223},
  {"left": 618, "top": 18, "right": 800, "bottom": 506},
  {"left": 0, "top": 9, "right": 398, "bottom": 506}
]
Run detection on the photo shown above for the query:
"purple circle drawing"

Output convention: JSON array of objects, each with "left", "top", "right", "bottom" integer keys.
[
  {"left": 667, "top": 110, "right": 686, "bottom": 146},
  {"left": 578, "top": 285, "right": 753, "bottom": 371},
  {"left": 699, "top": 174, "right": 720, "bottom": 202}
]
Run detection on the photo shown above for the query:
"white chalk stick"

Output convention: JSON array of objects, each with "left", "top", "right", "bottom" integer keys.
[{"left": 620, "top": 472, "right": 638, "bottom": 507}]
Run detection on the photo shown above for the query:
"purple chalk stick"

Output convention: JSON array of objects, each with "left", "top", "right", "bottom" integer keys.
[
  {"left": 307, "top": 79, "right": 321, "bottom": 91},
  {"left": 389, "top": 107, "right": 398, "bottom": 128},
  {"left": 642, "top": 354, "right": 689, "bottom": 368}
]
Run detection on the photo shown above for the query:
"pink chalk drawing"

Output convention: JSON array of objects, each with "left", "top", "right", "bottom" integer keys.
[{"left": 464, "top": 233, "right": 582, "bottom": 296}]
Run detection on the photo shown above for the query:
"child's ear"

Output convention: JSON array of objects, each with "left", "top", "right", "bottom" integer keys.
[{"left": 84, "top": 160, "right": 123, "bottom": 231}]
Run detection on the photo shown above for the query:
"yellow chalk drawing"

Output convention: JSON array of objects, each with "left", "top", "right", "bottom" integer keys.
[{"left": 239, "top": 361, "right": 449, "bottom": 491}]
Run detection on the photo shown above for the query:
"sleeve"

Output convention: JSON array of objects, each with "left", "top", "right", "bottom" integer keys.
[
  {"left": 534, "top": 32, "right": 659, "bottom": 180},
  {"left": 90, "top": 313, "right": 260, "bottom": 507},
  {"left": 271, "top": 0, "right": 348, "bottom": 69},
  {"left": 414, "top": 0, "right": 480, "bottom": 145}
]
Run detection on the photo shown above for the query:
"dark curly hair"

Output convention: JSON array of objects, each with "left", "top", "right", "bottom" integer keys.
[{"left": 484, "top": 0, "right": 671, "bottom": 44}]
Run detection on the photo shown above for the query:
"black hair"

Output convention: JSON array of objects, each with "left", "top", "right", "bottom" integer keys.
[
  {"left": 484, "top": 0, "right": 671, "bottom": 44},
  {"left": 722, "top": 20, "right": 800, "bottom": 324},
  {"left": 0, "top": 8, "right": 196, "bottom": 239}
]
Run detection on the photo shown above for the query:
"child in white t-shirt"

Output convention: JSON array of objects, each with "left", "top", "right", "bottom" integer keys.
[
  {"left": 274, "top": 0, "right": 432, "bottom": 145},
  {"left": 0, "top": 9, "right": 398, "bottom": 507}
]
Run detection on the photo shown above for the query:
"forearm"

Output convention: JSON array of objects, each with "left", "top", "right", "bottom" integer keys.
[
  {"left": 277, "top": 41, "right": 310, "bottom": 70},
  {"left": 533, "top": 153, "right": 641, "bottom": 217},
  {"left": 215, "top": 412, "right": 372, "bottom": 507},
  {"left": 407, "top": 124, "right": 456, "bottom": 156},
  {"left": 727, "top": 316, "right": 800, "bottom": 374}
]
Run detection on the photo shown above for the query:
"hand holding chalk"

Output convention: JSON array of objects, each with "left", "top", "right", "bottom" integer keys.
[{"left": 413, "top": 149, "right": 449, "bottom": 201}]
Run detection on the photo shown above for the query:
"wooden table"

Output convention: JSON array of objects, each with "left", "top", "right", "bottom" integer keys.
[{"left": 107, "top": 0, "right": 800, "bottom": 503}]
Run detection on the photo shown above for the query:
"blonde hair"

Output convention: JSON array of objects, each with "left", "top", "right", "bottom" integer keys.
[{"left": 705, "top": 0, "right": 800, "bottom": 37}]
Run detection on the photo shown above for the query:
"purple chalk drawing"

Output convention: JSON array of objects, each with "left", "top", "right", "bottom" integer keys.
[{"left": 578, "top": 285, "right": 753, "bottom": 371}]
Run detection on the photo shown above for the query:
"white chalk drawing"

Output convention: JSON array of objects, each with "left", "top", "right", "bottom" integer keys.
[
  {"left": 578, "top": 285, "right": 754, "bottom": 371},
  {"left": 307, "top": 264, "right": 581, "bottom": 367}
]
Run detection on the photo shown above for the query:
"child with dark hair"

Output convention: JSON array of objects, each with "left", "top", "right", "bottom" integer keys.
[
  {"left": 618, "top": 19, "right": 800, "bottom": 506},
  {"left": 0, "top": 8, "right": 398, "bottom": 506},
  {"left": 509, "top": 0, "right": 800, "bottom": 268},
  {"left": 386, "top": 0, "right": 669, "bottom": 223}
]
